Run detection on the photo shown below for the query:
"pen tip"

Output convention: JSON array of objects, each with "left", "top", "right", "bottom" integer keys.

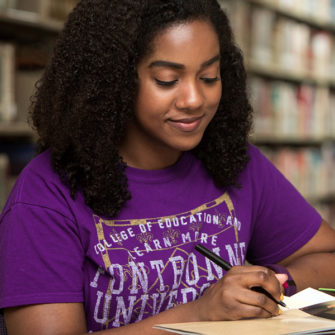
[{"left": 279, "top": 301, "right": 287, "bottom": 308}]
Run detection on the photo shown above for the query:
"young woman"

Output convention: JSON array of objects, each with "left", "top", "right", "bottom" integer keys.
[{"left": 1, "top": 0, "right": 335, "bottom": 334}]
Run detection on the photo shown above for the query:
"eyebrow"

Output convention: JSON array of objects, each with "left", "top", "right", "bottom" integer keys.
[{"left": 148, "top": 54, "right": 220, "bottom": 70}]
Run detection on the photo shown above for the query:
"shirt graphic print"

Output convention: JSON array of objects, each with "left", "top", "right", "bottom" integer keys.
[{"left": 89, "top": 192, "right": 246, "bottom": 330}]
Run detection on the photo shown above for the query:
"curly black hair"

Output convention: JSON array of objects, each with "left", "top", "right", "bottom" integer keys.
[{"left": 29, "top": 0, "right": 253, "bottom": 217}]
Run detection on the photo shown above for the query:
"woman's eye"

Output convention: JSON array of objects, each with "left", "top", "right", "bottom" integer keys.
[
  {"left": 155, "top": 79, "right": 178, "bottom": 87},
  {"left": 201, "top": 77, "right": 219, "bottom": 84}
]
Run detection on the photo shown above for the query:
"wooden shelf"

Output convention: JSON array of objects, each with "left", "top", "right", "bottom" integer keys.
[
  {"left": 246, "top": 59, "right": 335, "bottom": 87},
  {"left": 0, "top": 122, "right": 35, "bottom": 137},
  {"left": 308, "top": 193, "right": 335, "bottom": 204},
  {"left": 251, "top": 134, "right": 335, "bottom": 146}
]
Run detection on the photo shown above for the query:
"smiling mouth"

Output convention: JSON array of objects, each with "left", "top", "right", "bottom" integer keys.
[{"left": 167, "top": 116, "right": 203, "bottom": 132}]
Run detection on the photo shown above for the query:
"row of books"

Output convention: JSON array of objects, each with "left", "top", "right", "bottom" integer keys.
[
  {"left": 0, "top": 0, "right": 78, "bottom": 21},
  {"left": 221, "top": 0, "right": 335, "bottom": 226},
  {"left": 220, "top": 1, "right": 335, "bottom": 80},
  {"left": 260, "top": 144, "right": 335, "bottom": 201},
  {"left": 266, "top": 0, "right": 335, "bottom": 23},
  {"left": 250, "top": 7, "right": 335, "bottom": 79},
  {"left": 260, "top": 144, "right": 335, "bottom": 226},
  {"left": 250, "top": 76, "right": 335, "bottom": 138}
]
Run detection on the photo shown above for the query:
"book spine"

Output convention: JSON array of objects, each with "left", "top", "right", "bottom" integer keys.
[{"left": 0, "top": 42, "right": 17, "bottom": 122}]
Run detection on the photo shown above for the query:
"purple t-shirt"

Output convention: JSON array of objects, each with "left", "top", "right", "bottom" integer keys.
[{"left": 0, "top": 144, "right": 321, "bottom": 331}]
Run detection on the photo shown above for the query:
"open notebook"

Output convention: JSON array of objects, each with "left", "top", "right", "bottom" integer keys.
[{"left": 154, "top": 288, "right": 335, "bottom": 335}]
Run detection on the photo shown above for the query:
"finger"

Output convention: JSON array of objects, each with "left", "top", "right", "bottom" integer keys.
[
  {"left": 238, "top": 303, "right": 275, "bottom": 319},
  {"left": 244, "top": 268, "right": 283, "bottom": 302},
  {"left": 205, "top": 288, "right": 276, "bottom": 321},
  {"left": 231, "top": 265, "right": 273, "bottom": 273},
  {"left": 236, "top": 287, "right": 281, "bottom": 317},
  {"left": 226, "top": 267, "right": 282, "bottom": 300},
  {"left": 222, "top": 301, "right": 275, "bottom": 320},
  {"left": 229, "top": 267, "right": 282, "bottom": 298},
  {"left": 230, "top": 265, "right": 284, "bottom": 292}
]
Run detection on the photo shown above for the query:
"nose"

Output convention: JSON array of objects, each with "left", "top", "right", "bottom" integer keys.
[{"left": 175, "top": 79, "right": 204, "bottom": 111}]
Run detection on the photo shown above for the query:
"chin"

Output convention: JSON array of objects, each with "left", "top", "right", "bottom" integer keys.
[{"left": 172, "top": 138, "right": 202, "bottom": 152}]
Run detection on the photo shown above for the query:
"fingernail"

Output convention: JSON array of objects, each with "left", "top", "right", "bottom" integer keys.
[
  {"left": 280, "top": 293, "right": 284, "bottom": 301},
  {"left": 278, "top": 309, "right": 282, "bottom": 315}
]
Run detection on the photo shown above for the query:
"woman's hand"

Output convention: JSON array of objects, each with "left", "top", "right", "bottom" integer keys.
[{"left": 193, "top": 265, "right": 285, "bottom": 321}]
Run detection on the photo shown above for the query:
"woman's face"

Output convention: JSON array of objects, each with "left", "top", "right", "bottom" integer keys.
[{"left": 121, "top": 19, "right": 222, "bottom": 169}]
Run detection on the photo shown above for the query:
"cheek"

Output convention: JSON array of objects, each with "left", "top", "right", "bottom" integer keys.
[
  {"left": 136, "top": 86, "right": 174, "bottom": 118},
  {"left": 137, "top": 81, "right": 160, "bottom": 104},
  {"left": 207, "top": 85, "right": 222, "bottom": 111}
]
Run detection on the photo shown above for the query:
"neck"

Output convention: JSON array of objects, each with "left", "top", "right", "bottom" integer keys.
[
  {"left": 120, "top": 146, "right": 182, "bottom": 170},
  {"left": 119, "top": 130, "right": 182, "bottom": 170}
]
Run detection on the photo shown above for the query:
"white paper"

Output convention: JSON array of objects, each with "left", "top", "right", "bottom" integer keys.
[{"left": 283, "top": 288, "right": 335, "bottom": 310}]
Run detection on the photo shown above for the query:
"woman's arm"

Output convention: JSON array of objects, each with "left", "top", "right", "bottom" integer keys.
[
  {"left": 5, "top": 265, "right": 285, "bottom": 335},
  {"left": 279, "top": 220, "right": 335, "bottom": 291},
  {"left": 4, "top": 302, "right": 206, "bottom": 335}
]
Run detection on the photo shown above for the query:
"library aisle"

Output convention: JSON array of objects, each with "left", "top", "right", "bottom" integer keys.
[{"left": 0, "top": 0, "right": 335, "bottom": 227}]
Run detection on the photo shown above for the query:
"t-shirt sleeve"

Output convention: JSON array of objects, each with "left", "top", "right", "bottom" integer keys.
[
  {"left": 0, "top": 203, "right": 84, "bottom": 309},
  {"left": 246, "top": 145, "right": 322, "bottom": 265}
]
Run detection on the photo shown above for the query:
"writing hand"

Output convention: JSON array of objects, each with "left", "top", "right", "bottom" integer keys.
[{"left": 193, "top": 265, "right": 283, "bottom": 321}]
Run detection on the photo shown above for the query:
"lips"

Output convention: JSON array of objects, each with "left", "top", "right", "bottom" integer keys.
[{"left": 167, "top": 116, "right": 203, "bottom": 132}]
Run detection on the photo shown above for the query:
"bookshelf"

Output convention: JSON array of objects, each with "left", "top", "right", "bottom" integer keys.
[
  {"left": 0, "top": 0, "right": 335, "bottom": 226},
  {"left": 0, "top": 0, "right": 77, "bottom": 210},
  {"left": 220, "top": 0, "right": 335, "bottom": 227}
]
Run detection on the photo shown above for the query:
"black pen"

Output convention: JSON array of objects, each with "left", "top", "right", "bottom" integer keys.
[{"left": 195, "top": 244, "right": 286, "bottom": 308}]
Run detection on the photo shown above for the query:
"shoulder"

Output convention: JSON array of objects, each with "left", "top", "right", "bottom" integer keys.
[
  {"left": 237, "top": 143, "right": 277, "bottom": 185},
  {"left": 246, "top": 143, "right": 270, "bottom": 167},
  {"left": 2, "top": 150, "right": 74, "bottom": 217}
]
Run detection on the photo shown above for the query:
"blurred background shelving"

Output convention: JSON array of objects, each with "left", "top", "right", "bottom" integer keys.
[
  {"left": 220, "top": 0, "right": 335, "bottom": 227},
  {"left": 0, "top": 0, "right": 77, "bottom": 209},
  {"left": 0, "top": 0, "right": 335, "bottom": 227}
]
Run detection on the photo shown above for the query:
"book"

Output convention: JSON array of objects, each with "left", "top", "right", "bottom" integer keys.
[
  {"left": 0, "top": 42, "right": 17, "bottom": 122},
  {"left": 154, "top": 288, "right": 335, "bottom": 335},
  {"left": 249, "top": 6, "right": 275, "bottom": 65},
  {"left": 310, "top": 31, "right": 332, "bottom": 79},
  {"left": 218, "top": 0, "right": 250, "bottom": 56}
]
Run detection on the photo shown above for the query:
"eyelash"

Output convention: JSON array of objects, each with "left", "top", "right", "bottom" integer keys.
[
  {"left": 201, "top": 77, "right": 220, "bottom": 84},
  {"left": 155, "top": 77, "right": 220, "bottom": 87},
  {"left": 155, "top": 79, "right": 178, "bottom": 87}
]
